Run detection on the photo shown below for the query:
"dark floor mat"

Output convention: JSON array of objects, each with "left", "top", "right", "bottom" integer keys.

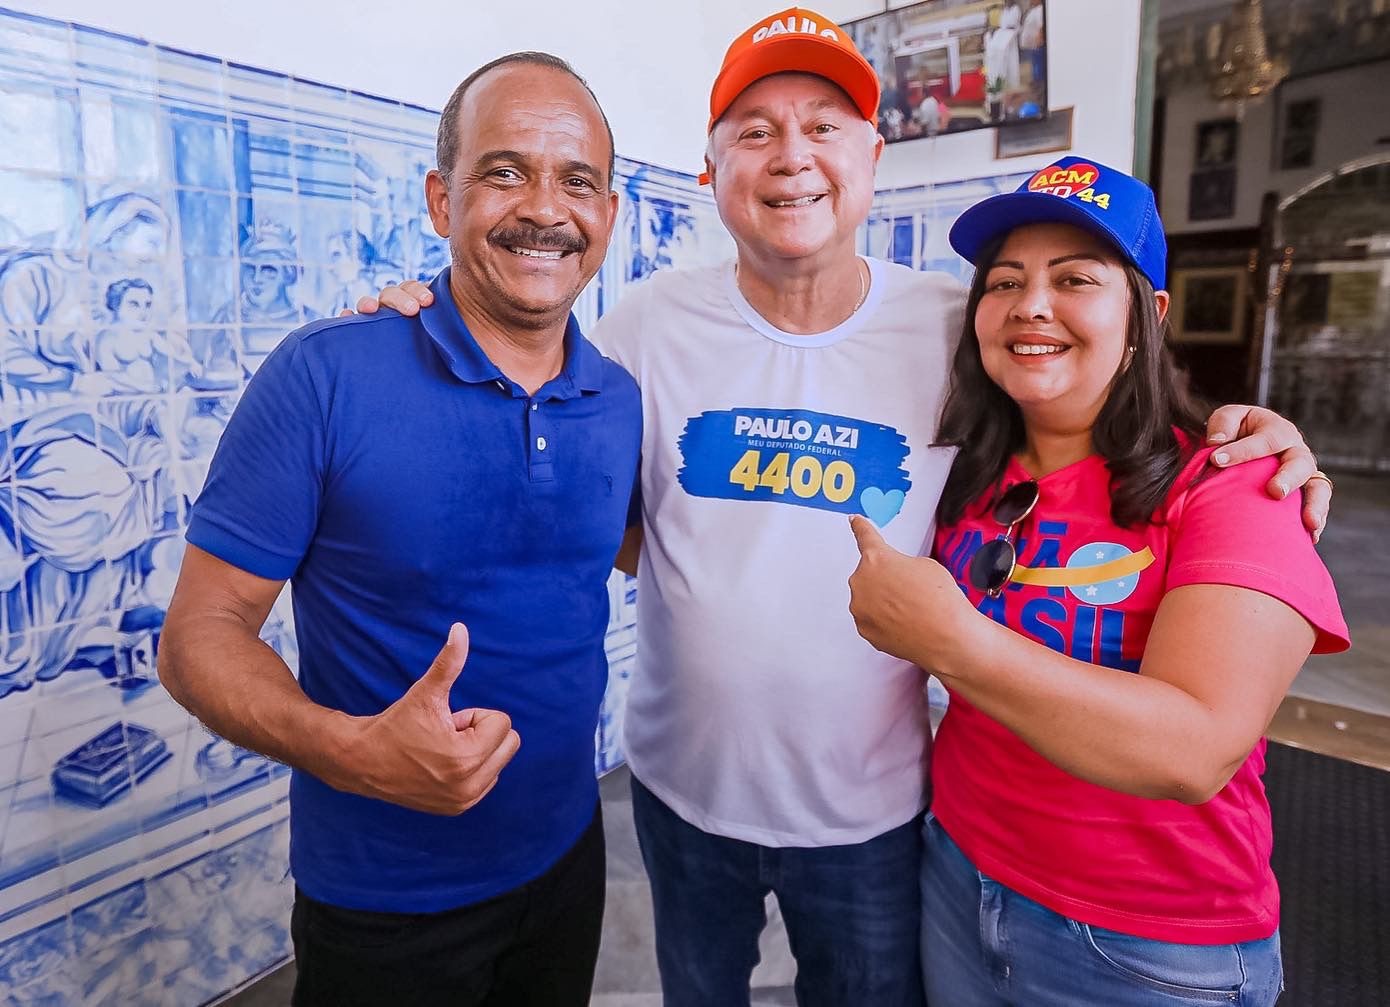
[{"left": 1266, "top": 741, "right": 1389, "bottom": 1005}]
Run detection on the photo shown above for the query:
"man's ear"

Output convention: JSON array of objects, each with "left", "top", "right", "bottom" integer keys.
[
  {"left": 425, "top": 169, "right": 451, "bottom": 239},
  {"left": 603, "top": 189, "right": 620, "bottom": 243}
]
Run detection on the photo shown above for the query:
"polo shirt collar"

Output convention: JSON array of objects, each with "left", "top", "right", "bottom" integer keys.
[{"left": 419, "top": 268, "right": 604, "bottom": 397}]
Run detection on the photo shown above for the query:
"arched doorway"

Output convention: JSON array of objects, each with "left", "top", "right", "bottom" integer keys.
[{"left": 1258, "top": 155, "right": 1390, "bottom": 472}]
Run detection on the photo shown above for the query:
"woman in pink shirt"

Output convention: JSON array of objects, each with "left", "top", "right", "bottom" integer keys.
[{"left": 848, "top": 157, "right": 1349, "bottom": 1005}]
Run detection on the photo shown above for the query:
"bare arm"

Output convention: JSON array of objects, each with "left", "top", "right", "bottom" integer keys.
[
  {"left": 159, "top": 544, "right": 353, "bottom": 782},
  {"left": 922, "top": 584, "right": 1312, "bottom": 802},
  {"left": 848, "top": 518, "right": 1315, "bottom": 804},
  {"left": 160, "top": 544, "right": 520, "bottom": 815},
  {"left": 614, "top": 524, "right": 642, "bottom": 577}
]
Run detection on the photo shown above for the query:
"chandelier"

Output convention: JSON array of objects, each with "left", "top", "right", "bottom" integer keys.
[{"left": 1207, "top": 0, "right": 1289, "bottom": 103}]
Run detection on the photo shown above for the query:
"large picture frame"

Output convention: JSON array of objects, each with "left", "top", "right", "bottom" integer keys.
[
  {"left": 1278, "top": 97, "right": 1321, "bottom": 170},
  {"left": 995, "top": 105, "right": 1072, "bottom": 158},
  {"left": 1170, "top": 266, "right": 1250, "bottom": 344},
  {"left": 843, "top": 0, "right": 1049, "bottom": 144}
]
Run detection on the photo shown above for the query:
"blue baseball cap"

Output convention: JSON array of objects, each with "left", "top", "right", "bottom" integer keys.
[{"left": 948, "top": 156, "right": 1167, "bottom": 291}]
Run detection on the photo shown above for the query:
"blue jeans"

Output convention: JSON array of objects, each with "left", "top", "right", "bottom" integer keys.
[
  {"left": 921, "top": 814, "right": 1284, "bottom": 1005},
  {"left": 630, "top": 775, "right": 925, "bottom": 1007}
]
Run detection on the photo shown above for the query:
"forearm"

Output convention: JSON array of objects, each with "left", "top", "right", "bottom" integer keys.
[
  {"left": 926, "top": 618, "right": 1233, "bottom": 802},
  {"left": 613, "top": 524, "right": 641, "bottom": 577},
  {"left": 159, "top": 611, "right": 362, "bottom": 791}
]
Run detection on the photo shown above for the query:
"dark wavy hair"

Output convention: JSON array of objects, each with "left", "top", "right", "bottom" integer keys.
[{"left": 935, "top": 238, "right": 1210, "bottom": 529}]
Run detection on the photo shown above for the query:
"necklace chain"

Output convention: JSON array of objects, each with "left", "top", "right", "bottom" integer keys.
[{"left": 735, "top": 258, "right": 870, "bottom": 317}]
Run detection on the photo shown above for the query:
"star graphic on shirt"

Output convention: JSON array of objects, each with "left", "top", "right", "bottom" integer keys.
[
  {"left": 1085, "top": 585, "right": 1099, "bottom": 597},
  {"left": 1094, "top": 549, "right": 1107, "bottom": 560}
]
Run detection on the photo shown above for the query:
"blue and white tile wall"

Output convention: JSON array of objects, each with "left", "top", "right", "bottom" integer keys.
[
  {"left": 864, "top": 171, "right": 1032, "bottom": 279},
  {"left": 0, "top": 6, "right": 1028, "bottom": 1003}
]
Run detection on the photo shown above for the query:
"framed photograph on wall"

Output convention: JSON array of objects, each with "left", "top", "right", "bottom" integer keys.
[
  {"left": 843, "top": 0, "right": 1049, "bottom": 145},
  {"left": 1170, "top": 266, "right": 1249, "bottom": 344},
  {"left": 1194, "top": 118, "right": 1238, "bottom": 169},
  {"left": 1189, "top": 166, "right": 1236, "bottom": 221},
  {"left": 995, "top": 105, "right": 1072, "bottom": 158},
  {"left": 1278, "top": 97, "right": 1320, "bottom": 170}
]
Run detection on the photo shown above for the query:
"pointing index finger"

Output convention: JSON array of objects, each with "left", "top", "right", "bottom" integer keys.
[{"left": 849, "top": 514, "right": 887, "bottom": 553}]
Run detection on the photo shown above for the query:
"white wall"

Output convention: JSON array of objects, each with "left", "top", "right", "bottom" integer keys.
[
  {"left": 29, "top": 0, "right": 1142, "bottom": 187},
  {"left": 1159, "top": 59, "right": 1390, "bottom": 233}
]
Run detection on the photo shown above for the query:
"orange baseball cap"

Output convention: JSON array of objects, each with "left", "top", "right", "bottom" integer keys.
[{"left": 707, "top": 7, "right": 880, "bottom": 132}]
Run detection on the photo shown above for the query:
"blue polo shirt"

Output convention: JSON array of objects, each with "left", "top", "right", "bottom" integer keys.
[{"left": 186, "top": 268, "right": 641, "bottom": 912}]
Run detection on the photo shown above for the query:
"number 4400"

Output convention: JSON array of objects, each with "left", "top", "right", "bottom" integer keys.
[{"left": 728, "top": 450, "right": 855, "bottom": 503}]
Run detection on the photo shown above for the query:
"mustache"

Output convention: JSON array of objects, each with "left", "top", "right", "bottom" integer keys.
[{"left": 489, "top": 225, "right": 585, "bottom": 254}]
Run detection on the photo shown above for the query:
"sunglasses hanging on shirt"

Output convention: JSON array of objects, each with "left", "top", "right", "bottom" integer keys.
[{"left": 968, "top": 480, "right": 1041, "bottom": 598}]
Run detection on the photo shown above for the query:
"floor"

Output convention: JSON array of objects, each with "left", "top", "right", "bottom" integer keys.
[{"left": 222, "top": 473, "right": 1390, "bottom": 1007}]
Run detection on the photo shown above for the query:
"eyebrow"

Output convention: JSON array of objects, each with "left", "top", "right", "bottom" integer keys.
[
  {"left": 473, "top": 150, "right": 603, "bottom": 179},
  {"left": 988, "top": 253, "right": 1112, "bottom": 270},
  {"left": 733, "top": 96, "right": 850, "bottom": 122}
]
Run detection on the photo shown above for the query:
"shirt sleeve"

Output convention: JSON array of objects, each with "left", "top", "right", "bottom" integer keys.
[
  {"left": 1165, "top": 453, "right": 1349, "bottom": 654},
  {"left": 185, "top": 333, "right": 327, "bottom": 581},
  {"left": 588, "top": 274, "right": 652, "bottom": 380}
]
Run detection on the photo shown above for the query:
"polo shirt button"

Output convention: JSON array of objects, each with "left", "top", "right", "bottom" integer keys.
[
  {"left": 495, "top": 380, "right": 506, "bottom": 391},
  {"left": 531, "top": 403, "right": 538, "bottom": 411},
  {"left": 537, "top": 436, "right": 547, "bottom": 451}
]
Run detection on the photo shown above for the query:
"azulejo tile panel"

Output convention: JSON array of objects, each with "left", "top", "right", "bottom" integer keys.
[{"left": 0, "top": 6, "right": 1017, "bottom": 1003}]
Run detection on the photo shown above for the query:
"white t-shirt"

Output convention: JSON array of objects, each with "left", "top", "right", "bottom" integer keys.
[{"left": 591, "top": 258, "right": 964, "bottom": 846}]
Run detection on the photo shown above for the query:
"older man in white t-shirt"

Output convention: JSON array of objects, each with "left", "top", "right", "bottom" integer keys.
[{"left": 359, "top": 8, "right": 1328, "bottom": 1004}]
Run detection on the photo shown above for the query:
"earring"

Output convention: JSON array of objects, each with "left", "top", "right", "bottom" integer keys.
[{"left": 1128, "top": 345, "right": 1137, "bottom": 353}]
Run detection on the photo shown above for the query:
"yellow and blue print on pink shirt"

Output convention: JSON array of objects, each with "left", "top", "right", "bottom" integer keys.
[
  {"left": 677, "top": 407, "right": 911, "bottom": 526},
  {"left": 939, "top": 519, "right": 1155, "bottom": 675}
]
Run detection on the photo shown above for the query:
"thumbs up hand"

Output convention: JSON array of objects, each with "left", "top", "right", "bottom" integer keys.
[
  {"left": 847, "top": 516, "right": 977, "bottom": 668},
  {"left": 340, "top": 623, "right": 521, "bottom": 815}
]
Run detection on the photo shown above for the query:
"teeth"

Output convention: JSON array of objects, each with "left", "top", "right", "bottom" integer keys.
[
  {"left": 769, "top": 195, "right": 821, "bottom": 207},
  {"left": 507, "top": 246, "right": 565, "bottom": 259},
  {"left": 1011, "top": 344, "right": 1066, "bottom": 355}
]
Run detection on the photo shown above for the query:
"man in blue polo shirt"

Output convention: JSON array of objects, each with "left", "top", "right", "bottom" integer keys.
[{"left": 158, "top": 51, "right": 638, "bottom": 1007}]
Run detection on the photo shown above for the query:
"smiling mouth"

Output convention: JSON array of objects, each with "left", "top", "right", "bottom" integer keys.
[
  {"left": 765, "top": 194, "right": 825, "bottom": 208},
  {"left": 1010, "top": 343, "right": 1069, "bottom": 356},
  {"left": 505, "top": 246, "right": 569, "bottom": 260}
]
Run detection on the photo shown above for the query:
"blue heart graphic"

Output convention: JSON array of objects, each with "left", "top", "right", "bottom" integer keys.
[{"left": 860, "top": 487, "right": 905, "bottom": 527}]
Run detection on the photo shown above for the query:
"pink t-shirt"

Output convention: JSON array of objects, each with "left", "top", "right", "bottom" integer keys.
[{"left": 930, "top": 446, "right": 1349, "bottom": 944}]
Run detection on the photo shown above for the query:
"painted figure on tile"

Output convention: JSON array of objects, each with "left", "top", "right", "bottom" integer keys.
[
  {"left": 323, "top": 230, "right": 379, "bottom": 316},
  {"left": 218, "top": 222, "right": 311, "bottom": 359},
  {"left": 172, "top": 395, "right": 235, "bottom": 508},
  {"left": 376, "top": 162, "right": 433, "bottom": 281},
  {"left": 92, "top": 279, "right": 201, "bottom": 394},
  {"left": 0, "top": 403, "right": 175, "bottom": 697},
  {"left": 0, "top": 193, "right": 169, "bottom": 407}
]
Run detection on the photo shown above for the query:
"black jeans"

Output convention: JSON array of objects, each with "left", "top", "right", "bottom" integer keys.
[{"left": 291, "top": 804, "right": 605, "bottom": 1007}]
